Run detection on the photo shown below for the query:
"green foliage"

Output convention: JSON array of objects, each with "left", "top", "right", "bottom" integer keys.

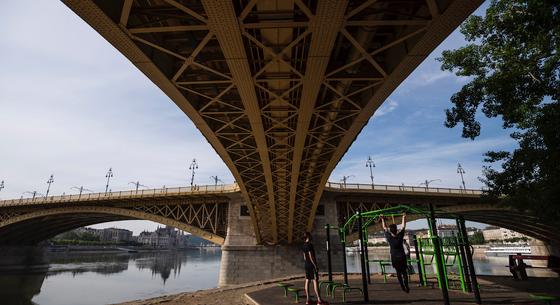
[
  {"left": 438, "top": 0, "right": 560, "bottom": 222},
  {"left": 468, "top": 231, "right": 485, "bottom": 245}
]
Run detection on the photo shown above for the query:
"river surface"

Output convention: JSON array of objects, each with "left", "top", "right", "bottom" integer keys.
[
  {"left": 1, "top": 249, "right": 557, "bottom": 305},
  {"left": 0, "top": 248, "right": 221, "bottom": 305}
]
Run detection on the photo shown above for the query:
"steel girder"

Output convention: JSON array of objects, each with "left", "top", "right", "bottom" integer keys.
[
  {"left": 0, "top": 199, "right": 228, "bottom": 245},
  {"left": 337, "top": 200, "right": 560, "bottom": 244},
  {"left": 62, "top": 0, "right": 482, "bottom": 244}
]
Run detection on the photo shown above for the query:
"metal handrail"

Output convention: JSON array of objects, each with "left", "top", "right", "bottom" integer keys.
[
  {"left": 323, "top": 182, "right": 484, "bottom": 195},
  {"left": 0, "top": 182, "right": 484, "bottom": 207},
  {"left": 0, "top": 184, "right": 241, "bottom": 206}
]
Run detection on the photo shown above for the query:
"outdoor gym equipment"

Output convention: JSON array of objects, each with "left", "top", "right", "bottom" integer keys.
[{"left": 326, "top": 204, "right": 481, "bottom": 304}]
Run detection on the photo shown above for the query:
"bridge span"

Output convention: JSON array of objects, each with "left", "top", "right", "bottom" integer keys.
[
  {"left": 62, "top": 0, "right": 484, "bottom": 245},
  {"left": 2, "top": 182, "right": 559, "bottom": 285}
]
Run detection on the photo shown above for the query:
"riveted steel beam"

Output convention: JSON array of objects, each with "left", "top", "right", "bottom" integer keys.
[
  {"left": 202, "top": 0, "right": 278, "bottom": 244},
  {"left": 305, "top": 0, "right": 484, "bottom": 234},
  {"left": 288, "top": 0, "right": 349, "bottom": 243}
]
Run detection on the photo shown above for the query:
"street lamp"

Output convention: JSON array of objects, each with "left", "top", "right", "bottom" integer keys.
[
  {"left": 105, "top": 168, "right": 113, "bottom": 194},
  {"left": 46, "top": 174, "right": 54, "bottom": 197},
  {"left": 420, "top": 179, "right": 441, "bottom": 190},
  {"left": 341, "top": 175, "right": 354, "bottom": 187},
  {"left": 189, "top": 159, "right": 198, "bottom": 187},
  {"left": 457, "top": 163, "right": 466, "bottom": 190},
  {"left": 210, "top": 176, "right": 223, "bottom": 186},
  {"left": 71, "top": 186, "right": 92, "bottom": 198},
  {"left": 23, "top": 191, "right": 43, "bottom": 200},
  {"left": 365, "top": 156, "right": 375, "bottom": 186},
  {"left": 129, "top": 181, "right": 148, "bottom": 193}
]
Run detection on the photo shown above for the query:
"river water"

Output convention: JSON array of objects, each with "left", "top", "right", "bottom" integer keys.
[
  {"left": 1, "top": 249, "right": 556, "bottom": 305},
  {"left": 0, "top": 248, "right": 221, "bottom": 305}
]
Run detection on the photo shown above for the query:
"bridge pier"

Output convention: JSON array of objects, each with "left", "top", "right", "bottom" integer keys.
[
  {"left": 219, "top": 196, "right": 344, "bottom": 286},
  {"left": 529, "top": 239, "right": 560, "bottom": 267}
]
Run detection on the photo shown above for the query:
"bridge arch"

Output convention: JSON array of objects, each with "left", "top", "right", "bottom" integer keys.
[
  {"left": 344, "top": 203, "right": 560, "bottom": 244},
  {"left": 0, "top": 205, "right": 226, "bottom": 245}
]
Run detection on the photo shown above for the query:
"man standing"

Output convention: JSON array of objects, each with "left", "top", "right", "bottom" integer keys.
[
  {"left": 302, "top": 232, "right": 328, "bottom": 305},
  {"left": 381, "top": 213, "right": 410, "bottom": 293}
]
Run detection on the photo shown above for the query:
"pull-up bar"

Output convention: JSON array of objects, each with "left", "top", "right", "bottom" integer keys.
[{"left": 327, "top": 204, "right": 481, "bottom": 305}]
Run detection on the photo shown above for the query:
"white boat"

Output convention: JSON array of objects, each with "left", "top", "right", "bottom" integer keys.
[{"left": 484, "top": 246, "right": 531, "bottom": 257}]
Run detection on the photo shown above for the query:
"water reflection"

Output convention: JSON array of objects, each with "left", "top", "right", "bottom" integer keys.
[{"left": 0, "top": 249, "right": 221, "bottom": 305}]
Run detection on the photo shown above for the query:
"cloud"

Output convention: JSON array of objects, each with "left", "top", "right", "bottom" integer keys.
[
  {"left": 330, "top": 137, "right": 515, "bottom": 188},
  {"left": 374, "top": 99, "right": 398, "bottom": 117}
]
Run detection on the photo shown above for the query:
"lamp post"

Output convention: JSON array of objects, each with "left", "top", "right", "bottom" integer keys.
[
  {"left": 189, "top": 159, "right": 198, "bottom": 187},
  {"left": 23, "top": 191, "right": 43, "bottom": 200},
  {"left": 0, "top": 180, "right": 4, "bottom": 193},
  {"left": 129, "top": 181, "right": 148, "bottom": 193},
  {"left": 420, "top": 178, "right": 441, "bottom": 190},
  {"left": 457, "top": 163, "right": 466, "bottom": 190},
  {"left": 105, "top": 168, "right": 113, "bottom": 194},
  {"left": 71, "top": 186, "right": 92, "bottom": 198},
  {"left": 210, "top": 176, "right": 223, "bottom": 186},
  {"left": 365, "top": 156, "right": 375, "bottom": 186},
  {"left": 45, "top": 174, "right": 54, "bottom": 197},
  {"left": 341, "top": 175, "right": 354, "bottom": 188}
]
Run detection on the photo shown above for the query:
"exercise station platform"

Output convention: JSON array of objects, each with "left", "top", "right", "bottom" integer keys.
[{"left": 246, "top": 274, "right": 560, "bottom": 305}]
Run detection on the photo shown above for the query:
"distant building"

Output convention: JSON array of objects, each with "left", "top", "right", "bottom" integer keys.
[
  {"left": 101, "top": 228, "right": 133, "bottom": 242},
  {"left": 137, "top": 226, "right": 188, "bottom": 248},
  {"left": 438, "top": 224, "right": 459, "bottom": 238},
  {"left": 482, "top": 226, "right": 528, "bottom": 241}
]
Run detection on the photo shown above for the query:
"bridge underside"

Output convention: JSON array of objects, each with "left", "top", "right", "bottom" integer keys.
[
  {"left": 0, "top": 213, "right": 131, "bottom": 245},
  {"left": 336, "top": 198, "right": 560, "bottom": 244},
  {"left": 0, "top": 199, "right": 229, "bottom": 245},
  {"left": 63, "top": 0, "right": 483, "bottom": 244}
]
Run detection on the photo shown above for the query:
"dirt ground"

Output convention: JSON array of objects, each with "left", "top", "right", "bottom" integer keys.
[
  {"left": 114, "top": 275, "right": 303, "bottom": 305},
  {"left": 115, "top": 274, "right": 560, "bottom": 305}
]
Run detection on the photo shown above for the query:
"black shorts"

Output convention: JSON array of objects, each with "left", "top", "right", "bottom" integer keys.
[
  {"left": 305, "top": 263, "right": 317, "bottom": 280},
  {"left": 391, "top": 256, "right": 408, "bottom": 273}
]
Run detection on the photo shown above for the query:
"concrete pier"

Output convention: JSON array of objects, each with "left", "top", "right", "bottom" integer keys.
[{"left": 218, "top": 196, "right": 344, "bottom": 286}]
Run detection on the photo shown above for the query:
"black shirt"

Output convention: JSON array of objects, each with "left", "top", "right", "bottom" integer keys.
[
  {"left": 385, "top": 230, "right": 406, "bottom": 258},
  {"left": 302, "top": 242, "right": 315, "bottom": 264}
]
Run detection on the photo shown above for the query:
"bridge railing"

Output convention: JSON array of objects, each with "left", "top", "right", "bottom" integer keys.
[
  {"left": 0, "top": 184, "right": 241, "bottom": 206},
  {"left": 0, "top": 182, "right": 484, "bottom": 206},
  {"left": 324, "top": 182, "right": 484, "bottom": 195}
]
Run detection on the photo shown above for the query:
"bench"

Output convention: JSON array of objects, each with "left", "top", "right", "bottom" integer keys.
[
  {"left": 318, "top": 280, "right": 335, "bottom": 296},
  {"left": 287, "top": 287, "right": 304, "bottom": 302},
  {"left": 509, "top": 255, "right": 560, "bottom": 280},
  {"left": 277, "top": 283, "right": 294, "bottom": 297},
  {"left": 529, "top": 293, "right": 559, "bottom": 305},
  {"left": 332, "top": 284, "right": 363, "bottom": 303},
  {"left": 369, "top": 259, "right": 393, "bottom": 283}
]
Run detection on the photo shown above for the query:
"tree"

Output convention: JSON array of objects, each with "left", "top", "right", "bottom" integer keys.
[
  {"left": 469, "top": 231, "right": 485, "bottom": 245},
  {"left": 438, "top": 0, "right": 560, "bottom": 223}
]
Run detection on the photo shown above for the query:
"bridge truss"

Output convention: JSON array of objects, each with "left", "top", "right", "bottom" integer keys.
[{"left": 63, "top": 0, "right": 482, "bottom": 244}]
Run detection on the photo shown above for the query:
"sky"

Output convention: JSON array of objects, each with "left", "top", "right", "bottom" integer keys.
[{"left": 0, "top": 1, "right": 508, "bottom": 234}]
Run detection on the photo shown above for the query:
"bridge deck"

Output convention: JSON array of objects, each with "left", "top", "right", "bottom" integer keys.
[{"left": 0, "top": 183, "right": 482, "bottom": 206}]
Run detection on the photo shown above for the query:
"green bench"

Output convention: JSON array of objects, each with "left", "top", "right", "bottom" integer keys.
[
  {"left": 277, "top": 283, "right": 294, "bottom": 297},
  {"left": 529, "top": 293, "right": 558, "bottom": 305},
  {"left": 318, "top": 280, "right": 336, "bottom": 296},
  {"left": 287, "top": 287, "right": 304, "bottom": 302},
  {"left": 324, "top": 282, "right": 363, "bottom": 303}
]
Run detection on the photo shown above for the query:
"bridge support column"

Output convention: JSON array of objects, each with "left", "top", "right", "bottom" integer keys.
[
  {"left": 529, "top": 239, "right": 560, "bottom": 267},
  {"left": 218, "top": 196, "right": 343, "bottom": 286}
]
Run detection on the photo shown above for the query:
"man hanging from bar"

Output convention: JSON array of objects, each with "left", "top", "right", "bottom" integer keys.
[{"left": 381, "top": 213, "right": 410, "bottom": 293}]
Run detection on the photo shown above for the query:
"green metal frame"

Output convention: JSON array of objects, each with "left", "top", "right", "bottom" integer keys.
[{"left": 339, "top": 204, "right": 470, "bottom": 293}]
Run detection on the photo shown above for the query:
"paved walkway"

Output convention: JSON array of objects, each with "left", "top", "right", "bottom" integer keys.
[{"left": 246, "top": 274, "right": 560, "bottom": 305}]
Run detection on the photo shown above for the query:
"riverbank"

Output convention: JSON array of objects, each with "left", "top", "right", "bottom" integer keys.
[
  {"left": 114, "top": 274, "right": 560, "bottom": 305},
  {"left": 47, "top": 245, "right": 220, "bottom": 254}
]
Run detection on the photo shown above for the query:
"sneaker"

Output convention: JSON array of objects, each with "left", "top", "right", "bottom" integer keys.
[{"left": 317, "top": 301, "right": 329, "bottom": 305}]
